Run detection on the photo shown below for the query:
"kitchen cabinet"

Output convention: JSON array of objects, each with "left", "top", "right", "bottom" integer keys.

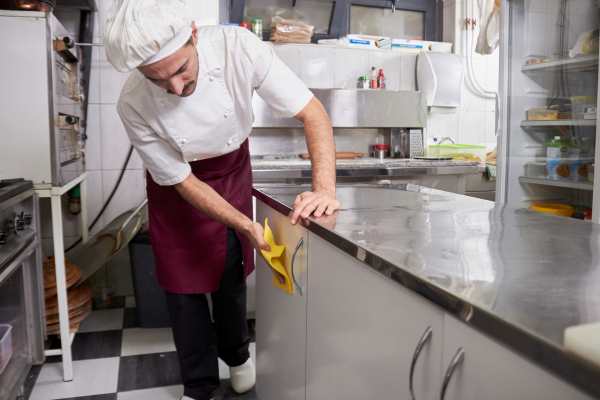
[
  {"left": 306, "top": 233, "right": 444, "bottom": 400},
  {"left": 255, "top": 199, "right": 308, "bottom": 400},
  {"left": 440, "top": 315, "right": 594, "bottom": 400}
]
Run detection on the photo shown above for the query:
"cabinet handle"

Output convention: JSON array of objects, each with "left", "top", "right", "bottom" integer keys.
[
  {"left": 291, "top": 237, "right": 304, "bottom": 296},
  {"left": 409, "top": 326, "right": 433, "bottom": 400},
  {"left": 440, "top": 348, "right": 465, "bottom": 400}
]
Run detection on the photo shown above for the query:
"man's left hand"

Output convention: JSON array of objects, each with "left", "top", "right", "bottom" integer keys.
[{"left": 290, "top": 191, "right": 341, "bottom": 224}]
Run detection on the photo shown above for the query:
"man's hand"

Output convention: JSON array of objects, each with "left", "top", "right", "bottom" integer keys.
[
  {"left": 291, "top": 191, "right": 341, "bottom": 224},
  {"left": 242, "top": 221, "right": 271, "bottom": 252}
]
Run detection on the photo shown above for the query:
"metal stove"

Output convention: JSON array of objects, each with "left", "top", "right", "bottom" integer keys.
[{"left": 0, "top": 179, "right": 44, "bottom": 399}]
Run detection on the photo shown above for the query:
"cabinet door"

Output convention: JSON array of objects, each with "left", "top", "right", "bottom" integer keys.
[
  {"left": 306, "top": 233, "right": 443, "bottom": 400},
  {"left": 441, "top": 315, "right": 594, "bottom": 400},
  {"left": 255, "top": 200, "right": 308, "bottom": 400}
]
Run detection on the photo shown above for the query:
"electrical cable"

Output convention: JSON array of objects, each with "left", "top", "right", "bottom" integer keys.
[{"left": 65, "top": 145, "right": 135, "bottom": 253}]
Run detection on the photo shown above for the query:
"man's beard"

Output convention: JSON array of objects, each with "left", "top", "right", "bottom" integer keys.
[{"left": 174, "top": 48, "right": 200, "bottom": 97}]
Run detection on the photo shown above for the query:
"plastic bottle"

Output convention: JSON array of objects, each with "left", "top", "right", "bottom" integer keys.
[
  {"left": 546, "top": 136, "right": 568, "bottom": 180},
  {"left": 370, "top": 67, "right": 378, "bottom": 89},
  {"left": 377, "top": 68, "right": 386, "bottom": 90}
]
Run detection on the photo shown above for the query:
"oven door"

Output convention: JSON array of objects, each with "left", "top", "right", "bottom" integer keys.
[{"left": 0, "top": 239, "right": 45, "bottom": 399}]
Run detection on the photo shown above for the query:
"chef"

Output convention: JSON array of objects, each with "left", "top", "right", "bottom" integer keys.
[{"left": 104, "top": 1, "right": 339, "bottom": 399}]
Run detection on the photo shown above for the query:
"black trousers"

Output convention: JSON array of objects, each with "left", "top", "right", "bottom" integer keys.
[{"left": 165, "top": 229, "right": 250, "bottom": 400}]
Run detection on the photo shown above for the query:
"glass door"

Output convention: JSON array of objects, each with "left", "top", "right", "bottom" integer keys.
[{"left": 501, "top": 0, "right": 599, "bottom": 221}]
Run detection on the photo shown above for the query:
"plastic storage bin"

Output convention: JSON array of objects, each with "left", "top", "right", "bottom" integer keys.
[
  {"left": 0, "top": 324, "right": 13, "bottom": 375},
  {"left": 427, "top": 144, "right": 487, "bottom": 162},
  {"left": 128, "top": 232, "right": 171, "bottom": 328}
]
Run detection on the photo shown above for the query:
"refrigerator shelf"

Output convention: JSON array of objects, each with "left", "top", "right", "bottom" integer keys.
[
  {"left": 522, "top": 55, "right": 599, "bottom": 73},
  {"left": 521, "top": 120, "right": 596, "bottom": 128},
  {"left": 519, "top": 176, "right": 593, "bottom": 191}
]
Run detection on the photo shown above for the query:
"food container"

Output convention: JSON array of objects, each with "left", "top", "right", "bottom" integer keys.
[
  {"left": 529, "top": 202, "right": 575, "bottom": 218},
  {"left": 527, "top": 108, "right": 559, "bottom": 121},
  {"left": 427, "top": 144, "right": 486, "bottom": 162},
  {"left": 371, "top": 144, "right": 390, "bottom": 161},
  {"left": 546, "top": 158, "right": 592, "bottom": 181},
  {"left": 0, "top": 324, "right": 13, "bottom": 375},
  {"left": 589, "top": 164, "right": 595, "bottom": 183}
]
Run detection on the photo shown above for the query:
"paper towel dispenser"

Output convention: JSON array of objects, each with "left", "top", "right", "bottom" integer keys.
[{"left": 417, "top": 52, "right": 463, "bottom": 108}]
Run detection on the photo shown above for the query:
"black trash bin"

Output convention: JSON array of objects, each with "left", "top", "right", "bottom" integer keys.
[{"left": 128, "top": 231, "right": 171, "bottom": 328}]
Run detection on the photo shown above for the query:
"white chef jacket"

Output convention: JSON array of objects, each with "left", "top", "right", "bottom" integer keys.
[{"left": 117, "top": 26, "right": 314, "bottom": 186}]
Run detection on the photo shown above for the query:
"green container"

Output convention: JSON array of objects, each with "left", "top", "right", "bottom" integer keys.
[{"left": 427, "top": 144, "right": 486, "bottom": 161}]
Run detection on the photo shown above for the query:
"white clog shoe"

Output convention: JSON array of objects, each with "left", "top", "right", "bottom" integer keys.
[{"left": 230, "top": 358, "right": 256, "bottom": 394}]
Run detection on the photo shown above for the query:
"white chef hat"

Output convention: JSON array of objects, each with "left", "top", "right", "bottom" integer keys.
[{"left": 104, "top": 0, "right": 193, "bottom": 72}]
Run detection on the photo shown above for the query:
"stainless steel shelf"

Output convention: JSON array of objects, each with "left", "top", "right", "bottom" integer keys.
[
  {"left": 521, "top": 120, "right": 596, "bottom": 128},
  {"left": 522, "top": 55, "right": 599, "bottom": 73},
  {"left": 519, "top": 176, "right": 593, "bottom": 191}
]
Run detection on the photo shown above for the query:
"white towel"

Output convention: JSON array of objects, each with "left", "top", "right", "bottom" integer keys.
[{"left": 475, "top": 0, "right": 500, "bottom": 55}]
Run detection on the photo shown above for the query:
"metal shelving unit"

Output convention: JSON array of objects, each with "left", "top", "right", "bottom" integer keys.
[
  {"left": 521, "top": 55, "right": 598, "bottom": 73},
  {"left": 519, "top": 176, "right": 593, "bottom": 191},
  {"left": 498, "top": 0, "right": 600, "bottom": 222},
  {"left": 521, "top": 120, "right": 596, "bottom": 128}
]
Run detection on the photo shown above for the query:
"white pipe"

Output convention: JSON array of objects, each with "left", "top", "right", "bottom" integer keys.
[{"left": 462, "top": 0, "right": 497, "bottom": 99}]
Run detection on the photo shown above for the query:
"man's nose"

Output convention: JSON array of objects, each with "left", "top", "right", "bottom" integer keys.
[{"left": 167, "top": 77, "right": 185, "bottom": 96}]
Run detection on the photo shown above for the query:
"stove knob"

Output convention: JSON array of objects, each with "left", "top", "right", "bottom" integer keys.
[
  {"left": 23, "top": 214, "right": 32, "bottom": 226},
  {"left": 14, "top": 213, "right": 25, "bottom": 231},
  {"left": 0, "top": 231, "right": 6, "bottom": 245}
]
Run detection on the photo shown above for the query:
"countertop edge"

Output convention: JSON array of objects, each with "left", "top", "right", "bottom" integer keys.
[{"left": 252, "top": 187, "right": 600, "bottom": 399}]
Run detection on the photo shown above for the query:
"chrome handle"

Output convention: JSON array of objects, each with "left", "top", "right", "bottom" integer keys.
[
  {"left": 440, "top": 348, "right": 465, "bottom": 400},
  {"left": 409, "top": 326, "right": 433, "bottom": 400},
  {"left": 290, "top": 237, "right": 304, "bottom": 296}
]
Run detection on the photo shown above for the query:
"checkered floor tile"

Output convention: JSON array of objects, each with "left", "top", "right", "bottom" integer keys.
[{"left": 26, "top": 297, "right": 257, "bottom": 400}]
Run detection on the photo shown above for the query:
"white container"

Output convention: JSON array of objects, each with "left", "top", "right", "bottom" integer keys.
[
  {"left": 0, "top": 324, "right": 13, "bottom": 375},
  {"left": 417, "top": 52, "right": 464, "bottom": 107}
]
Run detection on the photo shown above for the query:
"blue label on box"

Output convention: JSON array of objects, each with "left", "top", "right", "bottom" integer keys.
[
  {"left": 392, "top": 43, "right": 424, "bottom": 49},
  {"left": 349, "top": 39, "right": 371, "bottom": 45}
]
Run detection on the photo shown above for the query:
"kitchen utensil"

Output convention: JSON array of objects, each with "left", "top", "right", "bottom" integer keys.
[
  {"left": 414, "top": 156, "right": 453, "bottom": 161},
  {"left": 299, "top": 152, "right": 364, "bottom": 160}
]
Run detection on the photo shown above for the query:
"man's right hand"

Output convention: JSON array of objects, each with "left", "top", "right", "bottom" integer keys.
[{"left": 243, "top": 221, "right": 271, "bottom": 252}]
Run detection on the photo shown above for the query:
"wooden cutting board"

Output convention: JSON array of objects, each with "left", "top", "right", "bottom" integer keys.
[
  {"left": 44, "top": 257, "right": 82, "bottom": 298},
  {"left": 300, "top": 151, "right": 364, "bottom": 160},
  {"left": 45, "top": 298, "right": 92, "bottom": 327},
  {"left": 45, "top": 285, "right": 92, "bottom": 316}
]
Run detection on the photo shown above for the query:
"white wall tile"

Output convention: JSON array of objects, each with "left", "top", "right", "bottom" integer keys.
[
  {"left": 101, "top": 169, "right": 146, "bottom": 226},
  {"left": 88, "top": 45, "right": 102, "bottom": 104},
  {"left": 85, "top": 104, "right": 102, "bottom": 171},
  {"left": 85, "top": 170, "right": 105, "bottom": 235},
  {"left": 100, "top": 105, "right": 143, "bottom": 170},
  {"left": 98, "top": 48, "right": 130, "bottom": 104}
]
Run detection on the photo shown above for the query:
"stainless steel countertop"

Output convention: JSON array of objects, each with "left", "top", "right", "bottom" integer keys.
[
  {"left": 253, "top": 183, "right": 600, "bottom": 398},
  {"left": 251, "top": 158, "right": 483, "bottom": 181}
]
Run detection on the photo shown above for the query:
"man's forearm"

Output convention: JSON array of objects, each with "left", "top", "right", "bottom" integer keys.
[
  {"left": 174, "top": 174, "right": 252, "bottom": 233},
  {"left": 297, "top": 97, "right": 336, "bottom": 194}
]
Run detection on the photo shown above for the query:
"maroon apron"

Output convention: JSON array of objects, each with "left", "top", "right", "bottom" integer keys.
[{"left": 145, "top": 139, "right": 254, "bottom": 294}]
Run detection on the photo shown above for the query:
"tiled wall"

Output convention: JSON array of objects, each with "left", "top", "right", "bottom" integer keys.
[{"left": 272, "top": 41, "right": 499, "bottom": 147}]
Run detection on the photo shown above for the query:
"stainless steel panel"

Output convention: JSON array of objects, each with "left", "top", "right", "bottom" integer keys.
[
  {"left": 253, "top": 89, "right": 427, "bottom": 128},
  {"left": 253, "top": 183, "right": 600, "bottom": 398},
  {"left": 0, "top": 11, "right": 84, "bottom": 186}
]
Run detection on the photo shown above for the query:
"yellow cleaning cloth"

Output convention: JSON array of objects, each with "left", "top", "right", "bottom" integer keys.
[{"left": 260, "top": 218, "right": 294, "bottom": 295}]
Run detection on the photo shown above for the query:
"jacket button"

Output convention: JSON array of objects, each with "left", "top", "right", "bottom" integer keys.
[
  {"left": 227, "top": 138, "right": 233, "bottom": 145},
  {"left": 209, "top": 76, "right": 214, "bottom": 82},
  {"left": 224, "top": 113, "right": 228, "bottom": 118}
]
